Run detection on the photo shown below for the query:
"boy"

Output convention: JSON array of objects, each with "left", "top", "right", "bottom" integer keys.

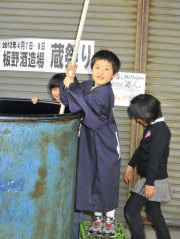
[{"left": 62, "top": 50, "right": 121, "bottom": 238}]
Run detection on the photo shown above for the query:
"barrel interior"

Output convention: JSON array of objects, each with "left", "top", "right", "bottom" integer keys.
[{"left": 0, "top": 98, "right": 60, "bottom": 115}]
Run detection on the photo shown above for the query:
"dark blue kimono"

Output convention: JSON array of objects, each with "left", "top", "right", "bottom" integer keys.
[{"left": 61, "top": 80, "right": 121, "bottom": 212}]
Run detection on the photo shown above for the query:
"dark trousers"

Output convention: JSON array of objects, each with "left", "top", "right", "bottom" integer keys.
[
  {"left": 73, "top": 211, "right": 82, "bottom": 239},
  {"left": 124, "top": 192, "right": 171, "bottom": 239}
]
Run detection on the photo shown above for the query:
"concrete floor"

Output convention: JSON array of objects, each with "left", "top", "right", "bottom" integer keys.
[
  {"left": 82, "top": 212, "right": 180, "bottom": 238},
  {"left": 125, "top": 225, "right": 180, "bottom": 239}
]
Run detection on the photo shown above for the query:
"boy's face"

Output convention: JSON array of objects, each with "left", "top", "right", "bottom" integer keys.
[
  {"left": 51, "top": 87, "right": 61, "bottom": 104},
  {"left": 92, "top": 60, "right": 117, "bottom": 88}
]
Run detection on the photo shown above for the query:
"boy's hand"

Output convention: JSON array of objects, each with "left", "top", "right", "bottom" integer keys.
[
  {"left": 31, "top": 97, "right": 42, "bottom": 104},
  {"left": 144, "top": 185, "right": 155, "bottom": 198},
  {"left": 66, "top": 61, "right": 77, "bottom": 80},
  {"left": 64, "top": 75, "right": 74, "bottom": 88},
  {"left": 64, "top": 61, "right": 77, "bottom": 88},
  {"left": 123, "top": 165, "right": 133, "bottom": 183}
]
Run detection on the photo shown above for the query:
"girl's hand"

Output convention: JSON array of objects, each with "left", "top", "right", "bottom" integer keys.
[
  {"left": 123, "top": 165, "right": 133, "bottom": 183},
  {"left": 144, "top": 185, "right": 155, "bottom": 198},
  {"left": 31, "top": 97, "right": 42, "bottom": 104}
]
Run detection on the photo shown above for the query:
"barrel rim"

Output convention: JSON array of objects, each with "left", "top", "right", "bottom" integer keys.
[
  {"left": 0, "top": 97, "right": 83, "bottom": 121},
  {"left": 0, "top": 113, "right": 83, "bottom": 122}
]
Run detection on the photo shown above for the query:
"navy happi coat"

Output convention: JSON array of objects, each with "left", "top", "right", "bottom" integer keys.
[{"left": 61, "top": 80, "right": 121, "bottom": 212}]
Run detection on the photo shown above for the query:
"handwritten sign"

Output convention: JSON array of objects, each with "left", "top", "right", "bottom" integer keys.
[
  {"left": 0, "top": 38, "right": 94, "bottom": 74},
  {"left": 111, "top": 72, "right": 146, "bottom": 106}
]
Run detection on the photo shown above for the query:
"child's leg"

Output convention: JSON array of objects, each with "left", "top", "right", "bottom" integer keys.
[
  {"left": 146, "top": 201, "right": 171, "bottom": 239},
  {"left": 106, "top": 209, "right": 115, "bottom": 219},
  {"left": 73, "top": 211, "right": 82, "bottom": 239},
  {"left": 124, "top": 192, "right": 148, "bottom": 239}
]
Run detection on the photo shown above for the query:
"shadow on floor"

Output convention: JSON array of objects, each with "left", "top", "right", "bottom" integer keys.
[{"left": 125, "top": 225, "right": 180, "bottom": 239}]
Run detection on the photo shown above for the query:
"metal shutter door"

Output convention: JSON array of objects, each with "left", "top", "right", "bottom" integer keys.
[
  {"left": 145, "top": 0, "right": 180, "bottom": 226},
  {"left": 0, "top": 0, "right": 138, "bottom": 224},
  {"left": 82, "top": 0, "right": 138, "bottom": 223}
]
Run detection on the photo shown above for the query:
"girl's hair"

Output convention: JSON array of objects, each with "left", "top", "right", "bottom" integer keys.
[
  {"left": 90, "top": 50, "right": 121, "bottom": 74},
  {"left": 127, "top": 94, "right": 162, "bottom": 124},
  {"left": 48, "top": 73, "right": 66, "bottom": 91}
]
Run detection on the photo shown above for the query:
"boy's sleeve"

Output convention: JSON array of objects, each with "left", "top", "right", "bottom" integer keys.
[
  {"left": 66, "top": 83, "right": 110, "bottom": 131},
  {"left": 60, "top": 82, "right": 69, "bottom": 106},
  {"left": 60, "top": 76, "right": 79, "bottom": 106}
]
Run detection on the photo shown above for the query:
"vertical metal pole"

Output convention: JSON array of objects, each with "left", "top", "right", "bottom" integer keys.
[
  {"left": 60, "top": 0, "right": 90, "bottom": 114},
  {"left": 129, "top": 0, "right": 149, "bottom": 191}
]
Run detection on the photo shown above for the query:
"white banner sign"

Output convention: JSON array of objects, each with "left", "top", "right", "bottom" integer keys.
[
  {"left": 0, "top": 38, "right": 94, "bottom": 74},
  {"left": 111, "top": 72, "right": 146, "bottom": 106}
]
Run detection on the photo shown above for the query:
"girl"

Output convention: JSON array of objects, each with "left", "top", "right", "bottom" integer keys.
[
  {"left": 124, "top": 94, "right": 172, "bottom": 239},
  {"left": 31, "top": 73, "right": 65, "bottom": 104}
]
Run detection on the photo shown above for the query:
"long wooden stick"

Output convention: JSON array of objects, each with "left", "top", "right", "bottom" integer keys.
[{"left": 60, "top": 0, "right": 90, "bottom": 114}]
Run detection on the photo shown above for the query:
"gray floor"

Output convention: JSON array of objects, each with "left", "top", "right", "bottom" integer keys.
[
  {"left": 125, "top": 225, "right": 180, "bottom": 239},
  {"left": 83, "top": 212, "right": 180, "bottom": 238}
]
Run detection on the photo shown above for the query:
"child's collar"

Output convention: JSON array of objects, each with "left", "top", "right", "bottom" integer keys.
[{"left": 151, "top": 117, "right": 165, "bottom": 125}]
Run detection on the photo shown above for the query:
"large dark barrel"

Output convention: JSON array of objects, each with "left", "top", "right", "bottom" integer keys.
[{"left": 0, "top": 98, "right": 81, "bottom": 239}]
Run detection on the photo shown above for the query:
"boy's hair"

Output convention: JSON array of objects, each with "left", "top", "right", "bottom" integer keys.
[
  {"left": 48, "top": 73, "right": 66, "bottom": 91},
  {"left": 91, "top": 50, "right": 121, "bottom": 74},
  {"left": 127, "top": 94, "right": 162, "bottom": 124}
]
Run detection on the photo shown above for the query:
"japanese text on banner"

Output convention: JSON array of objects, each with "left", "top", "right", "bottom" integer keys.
[{"left": 0, "top": 38, "right": 94, "bottom": 74}]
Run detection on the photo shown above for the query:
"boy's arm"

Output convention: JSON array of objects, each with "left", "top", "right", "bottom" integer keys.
[
  {"left": 60, "top": 62, "right": 78, "bottom": 106},
  {"left": 64, "top": 61, "right": 77, "bottom": 88},
  {"left": 66, "top": 84, "right": 111, "bottom": 130},
  {"left": 60, "top": 77, "right": 79, "bottom": 106},
  {"left": 60, "top": 76, "right": 79, "bottom": 106},
  {"left": 60, "top": 82, "right": 69, "bottom": 106}
]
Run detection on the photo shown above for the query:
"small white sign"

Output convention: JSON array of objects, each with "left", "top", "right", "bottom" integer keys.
[
  {"left": 0, "top": 38, "right": 94, "bottom": 74},
  {"left": 111, "top": 72, "right": 146, "bottom": 106}
]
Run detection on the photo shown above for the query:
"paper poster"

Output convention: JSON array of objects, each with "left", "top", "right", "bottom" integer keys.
[{"left": 111, "top": 72, "right": 146, "bottom": 106}]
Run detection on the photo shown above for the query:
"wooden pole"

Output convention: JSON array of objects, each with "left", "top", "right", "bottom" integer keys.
[{"left": 60, "top": 0, "right": 90, "bottom": 114}]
